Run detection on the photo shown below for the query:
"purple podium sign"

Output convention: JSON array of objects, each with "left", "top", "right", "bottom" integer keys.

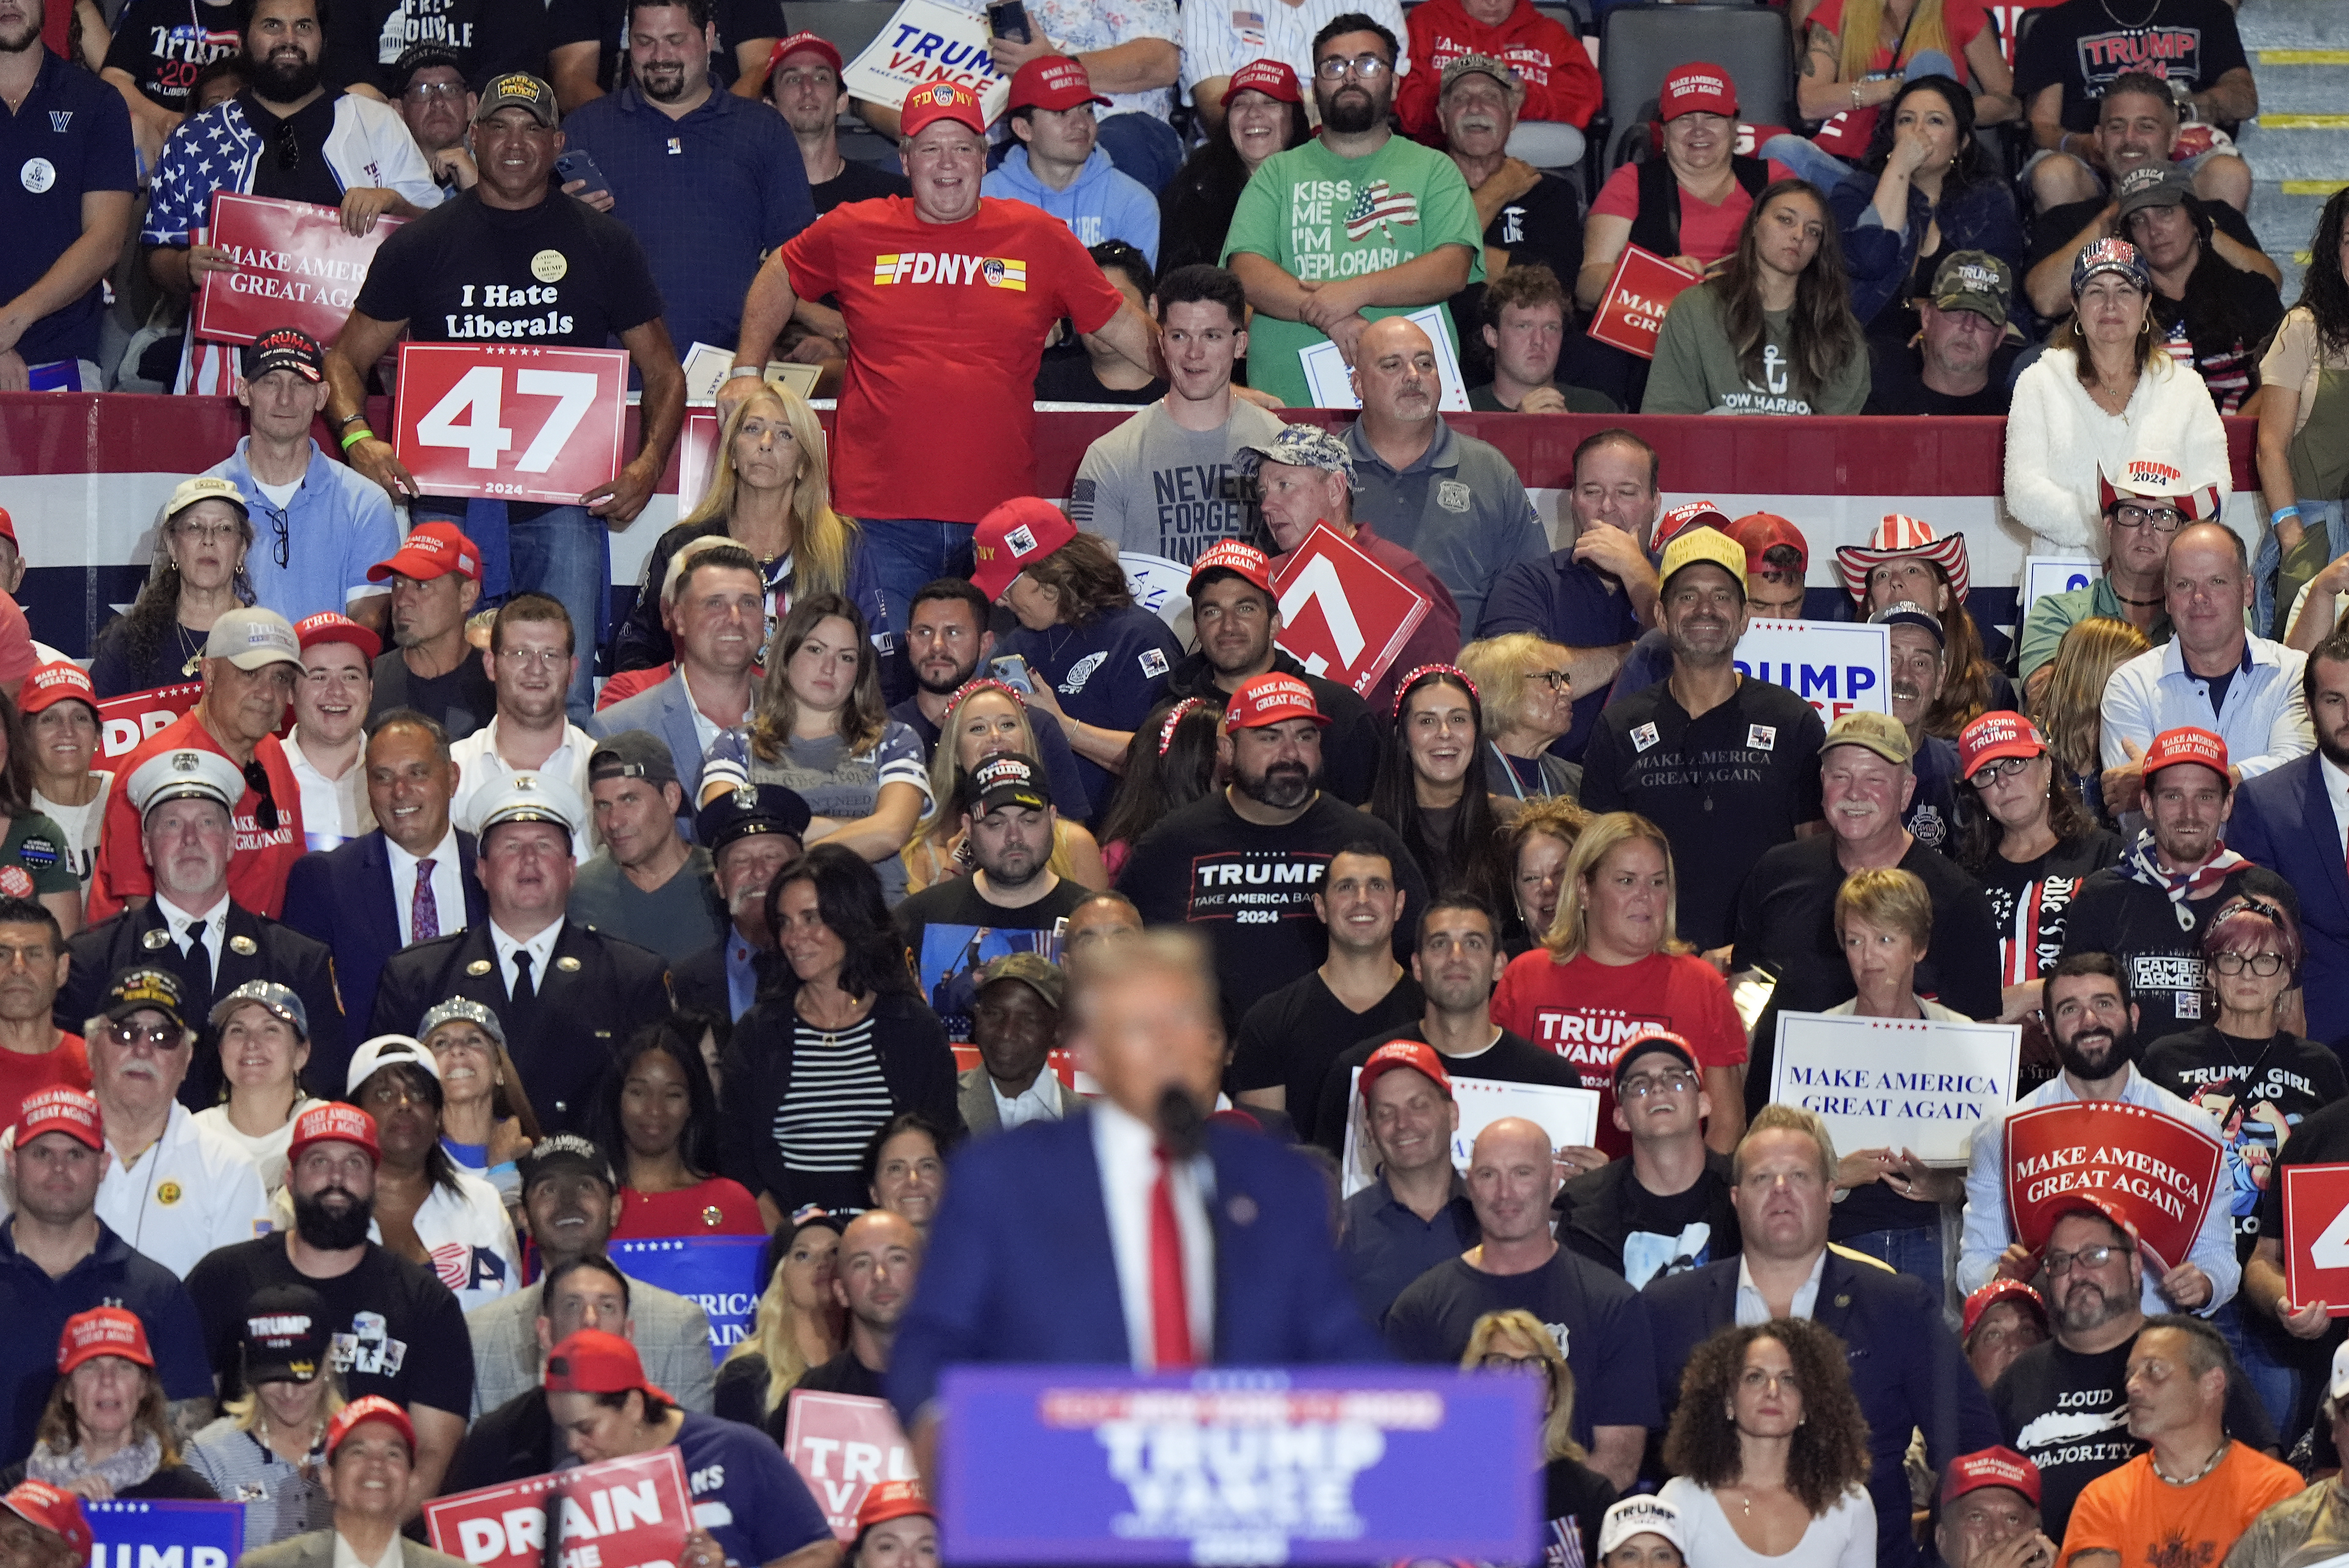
[{"left": 939, "top": 1367, "right": 1543, "bottom": 1565}]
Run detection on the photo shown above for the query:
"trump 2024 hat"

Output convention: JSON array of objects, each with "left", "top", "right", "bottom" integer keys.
[
  {"left": 1225, "top": 672, "right": 1327, "bottom": 729},
  {"left": 241, "top": 1283, "right": 332, "bottom": 1384},
  {"left": 971, "top": 753, "right": 1051, "bottom": 816},
  {"left": 972, "top": 497, "right": 1076, "bottom": 602},
  {"left": 901, "top": 80, "right": 989, "bottom": 139},
  {"left": 2097, "top": 455, "right": 2221, "bottom": 521},
  {"left": 242, "top": 327, "right": 325, "bottom": 385}
]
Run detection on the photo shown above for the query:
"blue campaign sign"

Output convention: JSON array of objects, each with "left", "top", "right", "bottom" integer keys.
[
  {"left": 84, "top": 1498, "right": 244, "bottom": 1568},
  {"left": 939, "top": 1367, "right": 1543, "bottom": 1565},
  {"left": 610, "top": 1235, "right": 768, "bottom": 1364}
]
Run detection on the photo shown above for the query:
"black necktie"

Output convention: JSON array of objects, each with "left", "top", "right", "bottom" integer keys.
[
  {"left": 510, "top": 950, "right": 535, "bottom": 1011},
  {"left": 184, "top": 920, "right": 212, "bottom": 992}
]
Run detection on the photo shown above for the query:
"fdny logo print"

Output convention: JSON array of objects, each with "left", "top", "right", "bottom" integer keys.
[
  {"left": 1062, "top": 651, "right": 1108, "bottom": 694},
  {"left": 1139, "top": 648, "right": 1170, "bottom": 678},
  {"left": 1630, "top": 722, "right": 1661, "bottom": 753},
  {"left": 1345, "top": 180, "right": 1420, "bottom": 242},
  {"left": 1747, "top": 724, "right": 1777, "bottom": 751},
  {"left": 872, "top": 253, "right": 1028, "bottom": 290}
]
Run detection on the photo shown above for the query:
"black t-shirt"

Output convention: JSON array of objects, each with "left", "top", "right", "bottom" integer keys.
[
  {"left": 2014, "top": 0, "right": 2250, "bottom": 132},
  {"left": 1991, "top": 1333, "right": 2278, "bottom": 1541},
  {"left": 354, "top": 188, "right": 663, "bottom": 349},
  {"left": 1386, "top": 1247, "right": 1662, "bottom": 1446},
  {"left": 1449, "top": 173, "right": 1585, "bottom": 384},
  {"left": 2152, "top": 255, "right": 2286, "bottom": 414},
  {"left": 1033, "top": 345, "right": 1166, "bottom": 405},
  {"left": 102, "top": 0, "right": 239, "bottom": 112},
  {"left": 1466, "top": 382, "right": 1620, "bottom": 413},
  {"left": 367, "top": 646, "right": 496, "bottom": 742},
  {"left": 1233, "top": 968, "right": 1425, "bottom": 1146},
  {"left": 1577, "top": 676, "right": 1828, "bottom": 951},
  {"left": 547, "top": 0, "right": 784, "bottom": 93},
  {"left": 892, "top": 874, "right": 1092, "bottom": 1042},
  {"left": 1121, "top": 793, "right": 1430, "bottom": 1031},
  {"left": 1733, "top": 836, "right": 2004, "bottom": 1019},
  {"left": 1545, "top": 1456, "right": 1617, "bottom": 1568},
  {"left": 1554, "top": 1151, "right": 1741, "bottom": 1288},
  {"left": 323, "top": 0, "right": 547, "bottom": 96},
  {"left": 1973, "top": 829, "right": 2127, "bottom": 987},
  {"left": 2061, "top": 863, "right": 2301, "bottom": 1041},
  {"left": 2141, "top": 1026, "right": 2349, "bottom": 1258},
  {"left": 1864, "top": 337, "right": 2020, "bottom": 415},
  {"left": 243, "top": 91, "right": 345, "bottom": 209},
  {"left": 812, "top": 160, "right": 910, "bottom": 217},
  {"left": 1314, "top": 1025, "right": 1584, "bottom": 1159},
  {"left": 2031, "top": 192, "right": 2261, "bottom": 276},
  {"left": 184, "top": 1238, "right": 474, "bottom": 1414}
]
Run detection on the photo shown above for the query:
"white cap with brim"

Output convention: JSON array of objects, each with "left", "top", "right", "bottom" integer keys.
[
  {"left": 1598, "top": 1496, "right": 1686, "bottom": 1559},
  {"left": 2330, "top": 1339, "right": 2349, "bottom": 1403},
  {"left": 346, "top": 1033, "right": 441, "bottom": 1097},
  {"left": 126, "top": 747, "right": 244, "bottom": 818},
  {"left": 477, "top": 771, "right": 582, "bottom": 839}
]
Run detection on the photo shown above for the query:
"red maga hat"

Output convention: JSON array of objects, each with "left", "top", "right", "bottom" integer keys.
[
  {"left": 18, "top": 661, "right": 96, "bottom": 717},
  {"left": 1224, "top": 672, "right": 1327, "bottom": 729},
  {"left": 368, "top": 521, "right": 481, "bottom": 584},
  {"left": 1359, "top": 1041, "right": 1453, "bottom": 1101},
  {"left": 294, "top": 610, "right": 383, "bottom": 663},
  {"left": 15, "top": 1087, "right": 102, "bottom": 1152},
  {"left": 1960, "top": 1278, "right": 2047, "bottom": 1343},
  {"left": 856, "top": 1480, "right": 935, "bottom": 1533},
  {"left": 1, "top": 1481, "right": 91, "bottom": 1568},
  {"left": 327, "top": 1395, "right": 416, "bottom": 1461},
  {"left": 1009, "top": 55, "right": 1109, "bottom": 111},
  {"left": 288, "top": 1102, "right": 381, "bottom": 1166},
  {"left": 2142, "top": 726, "right": 2228, "bottom": 781},
  {"left": 1188, "top": 540, "right": 1274, "bottom": 597},
  {"left": 766, "top": 30, "right": 842, "bottom": 76},
  {"left": 1941, "top": 1447, "right": 2042, "bottom": 1508},
  {"left": 1227, "top": 58, "right": 1302, "bottom": 104},
  {"left": 1659, "top": 63, "right": 1736, "bottom": 121},
  {"left": 57, "top": 1307, "right": 153, "bottom": 1374}
]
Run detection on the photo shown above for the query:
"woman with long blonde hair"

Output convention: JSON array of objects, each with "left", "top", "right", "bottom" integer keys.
[
  {"left": 612, "top": 379, "right": 882, "bottom": 673},
  {"left": 902, "top": 679, "right": 1106, "bottom": 894},
  {"left": 715, "top": 1212, "right": 846, "bottom": 1423},
  {"left": 2032, "top": 617, "right": 2154, "bottom": 823},
  {"left": 1490, "top": 813, "right": 1748, "bottom": 1159},
  {"left": 1464, "top": 1310, "right": 1617, "bottom": 1568}
]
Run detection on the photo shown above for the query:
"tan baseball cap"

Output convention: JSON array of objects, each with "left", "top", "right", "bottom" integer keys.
[{"left": 1822, "top": 710, "right": 1913, "bottom": 766}]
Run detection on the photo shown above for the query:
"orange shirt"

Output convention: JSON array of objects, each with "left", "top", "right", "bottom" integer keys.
[{"left": 2061, "top": 1442, "right": 2303, "bottom": 1568}]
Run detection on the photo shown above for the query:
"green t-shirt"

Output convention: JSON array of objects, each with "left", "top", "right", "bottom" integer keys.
[
  {"left": 1221, "top": 133, "right": 1485, "bottom": 409},
  {"left": 0, "top": 811, "right": 79, "bottom": 901},
  {"left": 1640, "top": 283, "right": 1871, "bottom": 417}
]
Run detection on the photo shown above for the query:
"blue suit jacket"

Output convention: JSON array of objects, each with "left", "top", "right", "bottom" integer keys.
[
  {"left": 280, "top": 829, "right": 487, "bottom": 1041},
  {"left": 888, "top": 1111, "right": 1387, "bottom": 1424},
  {"left": 1642, "top": 1250, "right": 2000, "bottom": 1568},
  {"left": 2227, "top": 754, "right": 2349, "bottom": 1050},
  {"left": 588, "top": 670, "right": 707, "bottom": 838}
]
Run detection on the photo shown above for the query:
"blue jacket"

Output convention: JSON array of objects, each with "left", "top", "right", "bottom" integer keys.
[
  {"left": 981, "top": 145, "right": 1162, "bottom": 268},
  {"left": 1831, "top": 173, "right": 2028, "bottom": 334},
  {"left": 1642, "top": 1249, "right": 2000, "bottom": 1568},
  {"left": 587, "top": 668, "right": 709, "bottom": 837},
  {"left": 281, "top": 828, "right": 487, "bottom": 1045},
  {"left": 2226, "top": 753, "right": 2349, "bottom": 1049},
  {"left": 888, "top": 1111, "right": 1387, "bottom": 1424}
]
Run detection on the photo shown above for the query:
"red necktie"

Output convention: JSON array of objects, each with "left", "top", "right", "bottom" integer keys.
[{"left": 1150, "top": 1146, "right": 1195, "bottom": 1370}]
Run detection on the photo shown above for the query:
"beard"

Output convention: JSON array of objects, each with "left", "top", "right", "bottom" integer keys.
[
  {"left": 293, "top": 1186, "right": 376, "bottom": 1250},
  {"left": 2053, "top": 1018, "right": 2140, "bottom": 1083},
  {"left": 1232, "top": 757, "right": 1317, "bottom": 810},
  {"left": 2320, "top": 721, "right": 2349, "bottom": 772},
  {"left": 247, "top": 45, "right": 321, "bottom": 101},
  {"left": 2055, "top": 1275, "right": 2133, "bottom": 1335},
  {"left": 1316, "top": 81, "right": 1384, "bottom": 134},
  {"left": 914, "top": 652, "right": 979, "bottom": 697}
]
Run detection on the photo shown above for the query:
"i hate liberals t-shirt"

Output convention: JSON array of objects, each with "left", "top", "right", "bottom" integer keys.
[
  {"left": 352, "top": 189, "right": 663, "bottom": 348},
  {"left": 777, "top": 195, "right": 1127, "bottom": 525}
]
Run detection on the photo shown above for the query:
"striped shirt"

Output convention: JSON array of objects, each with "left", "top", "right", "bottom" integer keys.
[
  {"left": 772, "top": 1018, "right": 896, "bottom": 1177},
  {"left": 183, "top": 1421, "right": 332, "bottom": 1550}
]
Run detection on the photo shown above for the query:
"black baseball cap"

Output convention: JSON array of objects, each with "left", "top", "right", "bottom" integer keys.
[
  {"left": 391, "top": 44, "right": 465, "bottom": 93},
  {"left": 104, "top": 967, "right": 189, "bottom": 1030},
  {"left": 241, "top": 1283, "right": 332, "bottom": 1384},
  {"left": 1610, "top": 1030, "right": 1700, "bottom": 1092},
  {"left": 589, "top": 730, "right": 680, "bottom": 788},
  {"left": 241, "top": 327, "right": 324, "bottom": 385},
  {"left": 970, "top": 754, "right": 1050, "bottom": 816},
  {"left": 518, "top": 1132, "right": 617, "bottom": 1193}
]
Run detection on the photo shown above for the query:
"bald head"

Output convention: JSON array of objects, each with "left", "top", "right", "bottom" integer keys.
[
  {"left": 2163, "top": 521, "right": 2252, "bottom": 663},
  {"left": 1353, "top": 316, "right": 1440, "bottom": 428},
  {"left": 1465, "top": 1116, "right": 1556, "bottom": 1243}
]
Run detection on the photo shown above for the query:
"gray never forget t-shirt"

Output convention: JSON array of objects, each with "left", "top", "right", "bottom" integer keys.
[{"left": 1069, "top": 399, "right": 1288, "bottom": 567}]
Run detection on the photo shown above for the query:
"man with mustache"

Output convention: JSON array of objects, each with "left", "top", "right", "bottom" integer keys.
[
  {"left": 184, "top": 1102, "right": 473, "bottom": 1510},
  {"left": 1121, "top": 672, "right": 1427, "bottom": 1031},
  {"left": 1960, "top": 951, "right": 2242, "bottom": 1327},
  {"left": 1872, "top": 599, "right": 1964, "bottom": 854},
  {"left": 883, "top": 578, "right": 1091, "bottom": 816},
  {"left": 139, "top": 0, "right": 440, "bottom": 395},
  {"left": 672, "top": 782, "right": 807, "bottom": 1023},
  {"left": 1222, "top": 13, "right": 1484, "bottom": 409}
]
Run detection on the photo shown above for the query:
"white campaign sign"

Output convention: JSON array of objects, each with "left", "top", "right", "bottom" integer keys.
[
  {"left": 840, "top": 0, "right": 1011, "bottom": 121},
  {"left": 1768, "top": 1012, "right": 2022, "bottom": 1167},
  {"left": 679, "top": 342, "right": 823, "bottom": 406},
  {"left": 1121, "top": 551, "right": 1195, "bottom": 640},
  {"left": 2023, "top": 555, "right": 2103, "bottom": 614},
  {"left": 1297, "top": 307, "right": 1472, "bottom": 412},
  {"left": 1731, "top": 619, "right": 1891, "bottom": 723},
  {"left": 1339, "top": 1069, "right": 1603, "bottom": 1198}
]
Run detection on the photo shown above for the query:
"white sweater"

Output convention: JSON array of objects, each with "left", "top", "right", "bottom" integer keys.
[{"left": 2002, "top": 345, "right": 2230, "bottom": 553}]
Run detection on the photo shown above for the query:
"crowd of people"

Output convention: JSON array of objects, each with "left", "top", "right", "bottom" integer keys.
[{"left": 2, "top": 0, "right": 2349, "bottom": 1565}]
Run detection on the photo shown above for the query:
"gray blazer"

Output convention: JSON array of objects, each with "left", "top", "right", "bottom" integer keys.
[
  {"left": 466, "top": 1276, "right": 717, "bottom": 1416},
  {"left": 240, "top": 1532, "right": 470, "bottom": 1568},
  {"left": 587, "top": 669, "right": 707, "bottom": 830},
  {"left": 957, "top": 1065, "right": 1081, "bottom": 1138}
]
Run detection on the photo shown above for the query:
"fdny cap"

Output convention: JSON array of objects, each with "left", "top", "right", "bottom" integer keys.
[
  {"left": 18, "top": 661, "right": 97, "bottom": 717},
  {"left": 475, "top": 71, "right": 559, "bottom": 127},
  {"left": 57, "top": 1307, "right": 153, "bottom": 1375},
  {"left": 1009, "top": 55, "right": 1110, "bottom": 111},
  {"left": 14, "top": 1087, "right": 103, "bottom": 1152},
  {"left": 1659, "top": 62, "right": 1736, "bottom": 120},
  {"left": 1358, "top": 1040, "right": 1452, "bottom": 1101},
  {"left": 2142, "top": 726, "right": 2229, "bottom": 782},
  {"left": 1224, "top": 672, "right": 1327, "bottom": 729},
  {"left": 205, "top": 606, "right": 303, "bottom": 670},
  {"left": 288, "top": 1101, "right": 381, "bottom": 1166},
  {"left": 1187, "top": 540, "right": 1275, "bottom": 598},
  {"left": 972, "top": 497, "right": 1077, "bottom": 602},
  {"left": 1957, "top": 712, "right": 2047, "bottom": 778},
  {"left": 369, "top": 521, "right": 483, "bottom": 584},
  {"left": 476, "top": 771, "right": 583, "bottom": 838},
  {"left": 102, "top": 966, "right": 189, "bottom": 1029},
  {"left": 242, "top": 327, "right": 326, "bottom": 385},
  {"left": 210, "top": 979, "right": 310, "bottom": 1039},
  {"left": 126, "top": 746, "right": 244, "bottom": 818},
  {"left": 294, "top": 610, "right": 383, "bottom": 663},
  {"left": 901, "top": 80, "right": 989, "bottom": 139}
]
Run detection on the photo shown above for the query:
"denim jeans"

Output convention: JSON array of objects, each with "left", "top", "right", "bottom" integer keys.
[
  {"left": 417, "top": 502, "right": 606, "bottom": 722},
  {"left": 2253, "top": 497, "right": 2349, "bottom": 641},
  {"left": 862, "top": 518, "right": 978, "bottom": 637},
  {"left": 1094, "top": 112, "right": 1185, "bottom": 194},
  {"left": 2212, "top": 1296, "right": 2302, "bottom": 1437},
  {"left": 1837, "top": 1222, "right": 1947, "bottom": 1306}
]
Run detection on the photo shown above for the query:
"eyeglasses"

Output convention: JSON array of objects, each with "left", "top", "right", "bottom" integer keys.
[
  {"left": 1967, "top": 755, "right": 2037, "bottom": 787},
  {"left": 273, "top": 117, "right": 302, "bottom": 173},
  {"left": 1620, "top": 1069, "right": 1699, "bottom": 1098},
  {"left": 496, "top": 647, "right": 570, "bottom": 668},
  {"left": 106, "top": 1022, "right": 184, "bottom": 1050},
  {"left": 2211, "top": 951, "right": 2288, "bottom": 976},
  {"left": 403, "top": 80, "right": 466, "bottom": 101},
  {"left": 174, "top": 521, "right": 239, "bottom": 545},
  {"left": 270, "top": 510, "right": 290, "bottom": 569},
  {"left": 2112, "top": 504, "right": 2185, "bottom": 533},
  {"left": 242, "top": 757, "right": 280, "bottom": 833},
  {"left": 1478, "top": 1352, "right": 1546, "bottom": 1372},
  {"left": 1316, "top": 53, "right": 1391, "bottom": 79},
  {"left": 2044, "top": 1243, "right": 2128, "bottom": 1275},
  {"left": 1530, "top": 671, "right": 1572, "bottom": 691}
]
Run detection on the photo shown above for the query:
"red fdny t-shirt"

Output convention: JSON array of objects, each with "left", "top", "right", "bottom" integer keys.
[
  {"left": 1491, "top": 948, "right": 1747, "bottom": 1157},
  {"left": 91, "top": 710, "right": 304, "bottom": 921},
  {"left": 779, "top": 195, "right": 1128, "bottom": 525}
]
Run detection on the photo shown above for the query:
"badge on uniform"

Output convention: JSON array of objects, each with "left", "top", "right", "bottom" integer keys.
[
  {"left": 229, "top": 935, "right": 257, "bottom": 956},
  {"left": 1630, "top": 722, "right": 1661, "bottom": 753},
  {"left": 1747, "top": 724, "right": 1777, "bottom": 751},
  {"left": 556, "top": 956, "right": 581, "bottom": 973},
  {"left": 466, "top": 959, "right": 494, "bottom": 976},
  {"left": 1437, "top": 480, "right": 1471, "bottom": 513},
  {"left": 156, "top": 1181, "right": 182, "bottom": 1206},
  {"left": 143, "top": 929, "right": 171, "bottom": 951}
]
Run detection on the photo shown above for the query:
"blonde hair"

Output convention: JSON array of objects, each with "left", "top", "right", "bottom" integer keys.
[
  {"left": 1833, "top": 867, "right": 1933, "bottom": 949},
  {"left": 1544, "top": 812, "right": 1689, "bottom": 963},
  {"left": 224, "top": 1370, "right": 348, "bottom": 1434},
  {"left": 1833, "top": 0, "right": 1951, "bottom": 90},
  {"left": 1461, "top": 1310, "right": 1586, "bottom": 1464},
  {"left": 1735, "top": 1103, "right": 1839, "bottom": 1182},
  {"left": 2035, "top": 617, "right": 2154, "bottom": 777},
  {"left": 1458, "top": 633, "right": 1569, "bottom": 735},
  {"left": 683, "top": 380, "right": 859, "bottom": 600},
  {"left": 915, "top": 683, "right": 1043, "bottom": 843},
  {"left": 722, "top": 1238, "right": 830, "bottom": 1415}
]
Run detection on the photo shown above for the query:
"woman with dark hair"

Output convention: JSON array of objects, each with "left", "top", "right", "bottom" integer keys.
[
  {"left": 1097, "top": 698, "right": 1221, "bottom": 878},
  {"left": 2, "top": 1309, "right": 217, "bottom": 1498},
  {"left": 1158, "top": 62, "right": 1310, "bottom": 276},
  {"left": 719, "top": 846, "right": 961, "bottom": 1226},
  {"left": 979, "top": 499, "right": 1181, "bottom": 811},
  {"left": 0, "top": 692, "right": 82, "bottom": 935},
  {"left": 845, "top": 1481, "right": 937, "bottom": 1568},
  {"left": 861, "top": 1111, "right": 953, "bottom": 1235},
  {"left": 595, "top": 1016, "right": 763, "bottom": 1240},
  {"left": 702, "top": 592, "right": 929, "bottom": 904},
  {"left": 91, "top": 477, "right": 255, "bottom": 699},
  {"left": 1369, "top": 666, "right": 1510, "bottom": 914},
  {"left": 2259, "top": 187, "right": 2349, "bottom": 644},
  {"left": 1643, "top": 180, "right": 1870, "bottom": 416},
  {"left": 346, "top": 1036, "right": 518, "bottom": 1313},
  {"left": 1830, "top": 76, "right": 2024, "bottom": 340},
  {"left": 715, "top": 1211, "right": 844, "bottom": 1424},
  {"left": 1658, "top": 1319, "right": 1874, "bottom": 1568}
]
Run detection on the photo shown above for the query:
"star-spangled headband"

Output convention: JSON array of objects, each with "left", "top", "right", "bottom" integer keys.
[
  {"left": 1158, "top": 697, "right": 1207, "bottom": 756},
  {"left": 949, "top": 677, "right": 1029, "bottom": 713},
  {"left": 1391, "top": 664, "right": 1480, "bottom": 724}
]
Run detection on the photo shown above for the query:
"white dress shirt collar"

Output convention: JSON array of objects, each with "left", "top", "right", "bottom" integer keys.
[
  {"left": 152, "top": 891, "right": 230, "bottom": 984},
  {"left": 386, "top": 827, "right": 467, "bottom": 943},
  {"left": 2322, "top": 754, "right": 2349, "bottom": 857},
  {"left": 490, "top": 918, "right": 564, "bottom": 999},
  {"left": 1735, "top": 1249, "right": 1828, "bottom": 1326},
  {"left": 992, "top": 1072, "right": 1063, "bottom": 1131}
]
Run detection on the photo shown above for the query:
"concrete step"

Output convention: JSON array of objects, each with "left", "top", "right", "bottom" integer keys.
[
  {"left": 2235, "top": 0, "right": 2349, "bottom": 49},
  {"left": 2248, "top": 55, "right": 2349, "bottom": 113},
  {"left": 2232, "top": 117, "right": 2349, "bottom": 181}
]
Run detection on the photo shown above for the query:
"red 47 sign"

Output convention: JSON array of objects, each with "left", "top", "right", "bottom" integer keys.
[
  {"left": 392, "top": 343, "right": 629, "bottom": 505},
  {"left": 2283, "top": 1162, "right": 2349, "bottom": 1315},
  {"left": 1269, "top": 524, "right": 1432, "bottom": 698}
]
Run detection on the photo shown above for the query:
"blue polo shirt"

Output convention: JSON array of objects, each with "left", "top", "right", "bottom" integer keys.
[
  {"left": 559, "top": 82, "right": 813, "bottom": 357},
  {"left": 0, "top": 1216, "right": 216, "bottom": 1466},
  {"left": 206, "top": 438, "right": 402, "bottom": 625},
  {"left": 1477, "top": 550, "right": 1643, "bottom": 762},
  {"left": 0, "top": 51, "right": 136, "bottom": 368}
]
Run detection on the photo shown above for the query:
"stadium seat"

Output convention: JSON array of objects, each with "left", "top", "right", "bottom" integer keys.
[{"left": 1594, "top": 4, "right": 1794, "bottom": 172}]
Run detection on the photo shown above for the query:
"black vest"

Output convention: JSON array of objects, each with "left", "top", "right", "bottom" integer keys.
[{"left": 1628, "top": 153, "right": 1772, "bottom": 260}]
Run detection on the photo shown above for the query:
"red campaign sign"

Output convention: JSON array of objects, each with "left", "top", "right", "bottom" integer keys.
[
  {"left": 425, "top": 1448, "right": 691, "bottom": 1568},
  {"left": 2004, "top": 1100, "right": 2224, "bottom": 1274},
  {"left": 781, "top": 1391, "right": 916, "bottom": 1543},
  {"left": 392, "top": 343, "right": 630, "bottom": 506},
  {"left": 193, "top": 193, "right": 405, "bottom": 347},
  {"left": 2283, "top": 1162, "right": 2349, "bottom": 1316},
  {"left": 1585, "top": 245, "right": 1702, "bottom": 361},
  {"left": 677, "top": 410, "right": 721, "bottom": 514},
  {"left": 1268, "top": 525, "right": 1432, "bottom": 699},
  {"left": 96, "top": 683, "right": 203, "bottom": 760}
]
